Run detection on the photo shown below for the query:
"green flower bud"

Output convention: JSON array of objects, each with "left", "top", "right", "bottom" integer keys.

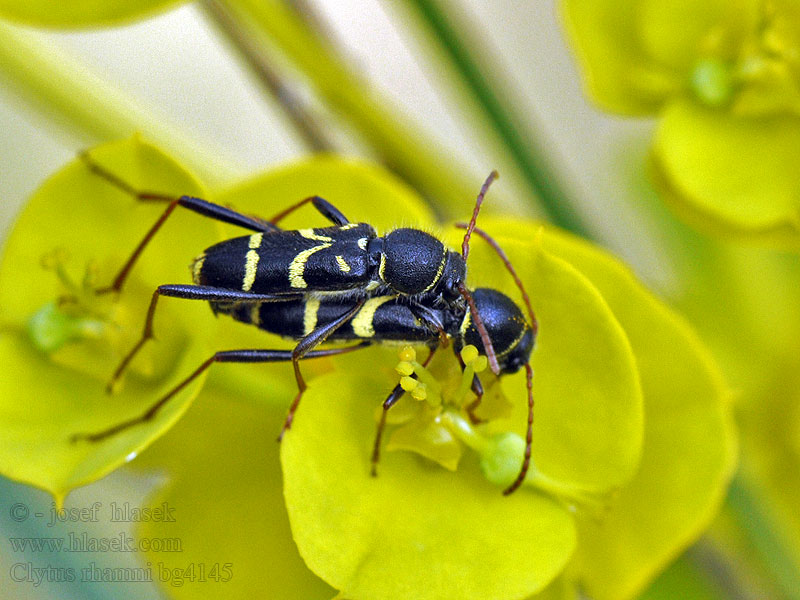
[
  {"left": 690, "top": 58, "right": 733, "bottom": 107},
  {"left": 480, "top": 432, "right": 528, "bottom": 487}
]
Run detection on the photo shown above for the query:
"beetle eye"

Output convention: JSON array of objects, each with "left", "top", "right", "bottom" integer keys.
[
  {"left": 502, "top": 356, "right": 523, "bottom": 374},
  {"left": 442, "top": 284, "right": 461, "bottom": 302}
]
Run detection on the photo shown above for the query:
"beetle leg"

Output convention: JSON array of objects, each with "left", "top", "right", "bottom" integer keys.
[
  {"left": 72, "top": 342, "right": 370, "bottom": 444},
  {"left": 107, "top": 285, "right": 303, "bottom": 393},
  {"left": 278, "top": 298, "right": 366, "bottom": 440}
]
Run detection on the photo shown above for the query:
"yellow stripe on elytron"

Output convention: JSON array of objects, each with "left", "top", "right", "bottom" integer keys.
[
  {"left": 421, "top": 252, "right": 447, "bottom": 293},
  {"left": 249, "top": 233, "right": 264, "bottom": 249},
  {"left": 289, "top": 243, "right": 332, "bottom": 288},
  {"left": 352, "top": 296, "right": 394, "bottom": 337},
  {"left": 379, "top": 252, "right": 387, "bottom": 281},
  {"left": 459, "top": 309, "right": 471, "bottom": 339},
  {"left": 303, "top": 297, "right": 321, "bottom": 335},
  {"left": 299, "top": 228, "right": 333, "bottom": 242},
  {"left": 191, "top": 254, "right": 205, "bottom": 284},
  {"left": 335, "top": 255, "right": 351, "bottom": 273},
  {"left": 340, "top": 223, "right": 359, "bottom": 230},
  {"left": 242, "top": 233, "right": 264, "bottom": 291}
]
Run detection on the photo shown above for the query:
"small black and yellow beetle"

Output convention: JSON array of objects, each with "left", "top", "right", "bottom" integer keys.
[{"left": 73, "top": 154, "right": 538, "bottom": 495}]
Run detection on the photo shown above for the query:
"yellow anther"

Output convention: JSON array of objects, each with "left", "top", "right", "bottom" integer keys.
[
  {"left": 395, "top": 361, "right": 415, "bottom": 376},
  {"left": 399, "top": 345, "right": 416, "bottom": 362},
  {"left": 472, "top": 355, "right": 488, "bottom": 373},
  {"left": 411, "top": 385, "right": 427, "bottom": 401},
  {"left": 460, "top": 344, "right": 479, "bottom": 365},
  {"left": 400, "top": 376, "right": 418, "bottom": 392}
]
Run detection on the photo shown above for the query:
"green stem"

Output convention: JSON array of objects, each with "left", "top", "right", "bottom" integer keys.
[
  {"left": 220, "top": 0, "right": 509, "bottom": 220},
  {"left": 0, "top": 20, "right": 239, "bottom": 187},
  {"left": 726, "top": 473, "right": 800, "bottom": 600},
  {"left": 201, "top": 0, "right": 335, "bottom": 153},
  {"left": 685, "top": 539, "right": 760, "bottom": 600},
  {"left": 403, "top": 0, "right": 590, "bottom": 236}
]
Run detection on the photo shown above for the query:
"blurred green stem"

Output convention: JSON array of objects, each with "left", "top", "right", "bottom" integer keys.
[
  {"left": 219, "top": 0, "right": 505, "bottom": 220},
  {"left": 202, "top": 0, "right": 334, "bottom": 153},
  {"left": 727, "top": 474, "right": 800, "bottom": 600},
  {"left": 0, "top": 20, "right": 239, "bottom": 187},
  {"left": 403, "top": 0, "right": 590, "bottom": 236},
  {"left": 685, "top": 539, "right": 760, "bottom": 600}
]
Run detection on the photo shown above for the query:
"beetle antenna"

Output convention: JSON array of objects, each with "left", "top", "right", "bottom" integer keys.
[
  {"left": 454, "top": 224, "right": 537, "bottom": 337},
  {"left": 461, "top": 171, "right": 499, "bottom": 263},
  {"left": 454, "top": 224, "right": 537, "bottom": 494},
  {"left": 503, "top": 362, "right": 534, "bottom": 495},
  {"left": 458, "top": 282, "right": 500, "bottom": 375}
]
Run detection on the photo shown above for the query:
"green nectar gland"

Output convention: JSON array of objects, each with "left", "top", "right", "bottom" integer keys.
[{"left": 386, "top": 345, "right": 608, "bottom": 509}]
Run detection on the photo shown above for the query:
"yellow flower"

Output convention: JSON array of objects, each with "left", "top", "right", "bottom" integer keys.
[
  {"left": 563, "top": 0, "right": 800, "bottom": 247},
  {"left": 0, "top": 137, "right": 734, "bottom": 599}
]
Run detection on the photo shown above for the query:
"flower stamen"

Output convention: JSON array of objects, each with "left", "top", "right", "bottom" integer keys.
[{"left": 29, "top": 250, "right": 116, "bottom": 352}]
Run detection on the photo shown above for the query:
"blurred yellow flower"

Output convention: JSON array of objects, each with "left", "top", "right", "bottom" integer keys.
[{"left": 563, "top": 0, "right": 800, "bottom": 247}]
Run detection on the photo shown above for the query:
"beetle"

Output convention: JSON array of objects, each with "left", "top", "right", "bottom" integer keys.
[
  {"left": 78, "top": 151, "right": 505, "bottom": 383},
  {"left": 72, "top": 152, "right": 538, "bottom": 494}
]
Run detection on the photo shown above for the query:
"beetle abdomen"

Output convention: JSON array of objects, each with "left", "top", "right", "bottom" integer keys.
[{"left": 221, "top": 295, "right": 443, "bottom": 343}]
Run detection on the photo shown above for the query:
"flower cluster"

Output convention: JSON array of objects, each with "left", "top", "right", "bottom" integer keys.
[
  {"left": 0, "top": 138, "right": 735, "bottom": 599},
  {"left": 562, "top": 0, "right": 800, "bottom": 247}
]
